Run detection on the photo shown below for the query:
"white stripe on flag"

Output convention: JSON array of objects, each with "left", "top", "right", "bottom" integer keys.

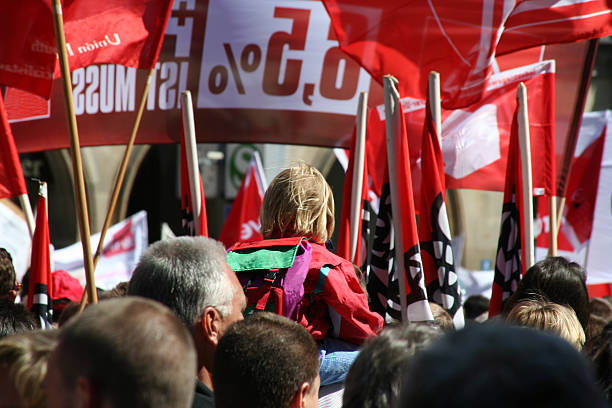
[{"left": 33, "top": 293, "right": 48, "bottom": 305}]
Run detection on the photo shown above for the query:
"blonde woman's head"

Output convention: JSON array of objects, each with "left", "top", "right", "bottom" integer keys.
[
  {"left": 261, "top": 163, "right": 334, "bottom": 243},
  {"left": 0, "top": 329, "right": 58, "bottom": 408},
  {"left": 506, "top": 299, "right": 586, "bottom": 349}
]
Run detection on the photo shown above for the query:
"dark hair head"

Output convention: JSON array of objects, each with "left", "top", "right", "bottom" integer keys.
[
  {"left": 0, "top": 301, "right": 38, "bottom": 338},
  {"left": 398, "top": 324, "right": 607, "bottom": 408},
  {"left": 0, "top": 248, "right": 17, "bottom": 297},
  {"left": 504, "top": 257, "right": 589, "bottom": 332},
  {"left": 53, "top": 297, "right": 197, "bottom": 408},
  {"left": 213, "top": 312, "right": 320, "bottom": 408},
  {"left": 463, "top": 295, "right": 490, "bottom": 320},
  {"left": 343, "top": 323, "right": 443, "bottom": 408}
]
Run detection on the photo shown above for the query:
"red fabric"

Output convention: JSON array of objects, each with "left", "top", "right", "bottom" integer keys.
[
  {"left": 489, "top": 106, "right": 525, "bottom": 317},
  {"left": 62, "top": 0, "right": 173, "bottom": 71},
  {"left": 365, "top": 61, "right": 555, "bottom": 196},
  {"left": 198, "top": 175, "right": 208, "bottom": 237},
  {"left": 301, "top": 243, "right": 383, "bottom": 344},
  {"left": 336, "top": 128, "right": 367, "bottom": 264},
  {"left": 51, "top": 269, "right": 84, "bottom": 302},
  {"left": 587, "top": 283, "right": 612, "bottom": 298},
  {"left": 562, "top": 125, "right": 606, "bottom": 247},
  {"left": 0, "top": 94, "right": 27, "bottom": 199},
  {"left": 497, "top": 1, "right": 612, "bottom": 56},
  {"left": 0, "top": 1, "right": 56, "bottom": 98},
  {"left": 230, "top": 237, "right": 304, "bottom": 251},
  {"left": 28, "top": 186, "right": 53, "bottom": 311},
  {"left": 219, "top": 154, "right": 265, "bottom": 248},
  {"left": 322, "top": 0, "right": 612, "bottom": 108}
]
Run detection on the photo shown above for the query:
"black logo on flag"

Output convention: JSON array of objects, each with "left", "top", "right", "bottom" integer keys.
[
  {"left": 403, "top": 244, "right": 429, "bottom": 308},
  {"left": 494, "top": 194, "right": 522, "bottom": 301},
  {"left": 421, "top": 193, "right": 461, "bottom": 317},
  {"left": 367, "top": 183, "right": 402, "bottom": 322}
]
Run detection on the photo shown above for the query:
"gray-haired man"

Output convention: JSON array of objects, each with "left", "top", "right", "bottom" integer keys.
[{"left": 128, "top": 236, "right": 246, "bottom": 408}]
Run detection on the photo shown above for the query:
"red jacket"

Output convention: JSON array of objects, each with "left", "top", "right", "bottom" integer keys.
[{"left": 297, "top": 242, "right": 383, "bottom": 345}]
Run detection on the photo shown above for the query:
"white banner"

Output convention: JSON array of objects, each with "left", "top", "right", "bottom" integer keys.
[
  {"left": 0, "top": 201, "right": 31, "bottom": 281},
  {"left": 198, "top": 0, "right": 371, "bottom": 114},
  {"left": 53, "top": 211, "right": 148, "bottom": 290}
]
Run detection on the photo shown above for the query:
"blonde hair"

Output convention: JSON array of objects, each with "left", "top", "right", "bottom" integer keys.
[
  {"left": 506, "top": 299, "right": 586, "bottom": 349},
  {"left": 0, "top": 330, "right": 58, "bottom": 408},
  {"left": 261, "top": 163, "right": 334, "bottom": 243}
]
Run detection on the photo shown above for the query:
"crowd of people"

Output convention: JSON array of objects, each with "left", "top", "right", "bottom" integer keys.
[{"left": 0, "top": 164, "right": 610, "bottom": 407}]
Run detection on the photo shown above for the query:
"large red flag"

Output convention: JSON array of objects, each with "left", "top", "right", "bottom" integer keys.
[
  {"left": 28, "top": 182, "right": 53, "bottom": 329},
  {"left": 0, "top": 94, "right": 28, "bottom": 199},
  {"left": 0, "top": 0, "right": 173, "bottom": 99},
  {"left": 489, "top": 104, "right": 525, "bottom": 317},
  {"left": 322, "top": 0, "right": 612, "bottom": 108},
  {"left": 418, "top": 91, "right": 464, "bottom": 327},
  {"left": 219, "top": 151, "right": 267, "bottom": 249},
  {"left": 365, "top": 60, "right": 556, "bottom": 197}
]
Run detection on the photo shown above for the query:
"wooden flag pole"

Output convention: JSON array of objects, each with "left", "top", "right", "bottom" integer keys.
[
  {"left": 383, "top": 75, "right": 409, "bottom": 323},
  {"left": 51, "top": 0, "right": 97, "bottom": 304},
  {"left": 428, "top": 71, "right": 442, "bottom": 138},
  {"left": 181, "top": 90, "right": 202, "bottom": 236},
  {"left": 349, "top": 92, "right": 368, "bottom": 263},
  {"left": 78, "top": 67, "right": 156, "bottom": 311},
  {"left": 517, "top": 83, "right": 535, "bottom": 269}
]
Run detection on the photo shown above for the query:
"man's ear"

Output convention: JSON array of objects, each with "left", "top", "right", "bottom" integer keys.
[
  {"left": 200, "top": 306, "right": 223, "bottom": 346},
  {"left": 291, "top": 382, "right": 311, "bottom": 408}
]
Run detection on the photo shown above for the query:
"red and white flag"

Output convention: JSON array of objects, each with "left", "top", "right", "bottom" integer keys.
[
  {"left": 489, "top": 105, "right": 525, "bottom": 317},
  {"left": 28, "top": 182, "right": 53, "bottom": 329},
  {"left": 0, "top": 93, "right": 28, "bottom": 199},
  {"left": 535, "top": 117, "right": 606, "bottom": 259},
  {"left": 322, "top": 0, "right": 612, "bottom": 108},
  {"left": 366, "top": 60, "right": 556, "bottom": 197},
  {"left": 180, "top": 122, "right": 208, "bottom": 237},
  {"left": 0, "top": 0, "right": 173, "bottom": 99},
  {"left": 219, "top": 151, "right": 267, "bottom": 249},
  {"left": 418, "top": 92, "right": 464, "bottom": 327}
]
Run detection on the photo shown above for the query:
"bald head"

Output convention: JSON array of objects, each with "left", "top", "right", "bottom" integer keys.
[{"left": 46, "top": 297, "right": 197, "bottom": 408}]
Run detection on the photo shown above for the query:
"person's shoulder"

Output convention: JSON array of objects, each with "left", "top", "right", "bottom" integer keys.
[{"left": 309, "top": 242, "right": 351, "bottom": 269}]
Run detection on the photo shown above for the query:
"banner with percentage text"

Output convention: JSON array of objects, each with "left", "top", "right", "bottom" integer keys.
[{"left": 8, "top": 0, "right": 381, "bottom": 153}]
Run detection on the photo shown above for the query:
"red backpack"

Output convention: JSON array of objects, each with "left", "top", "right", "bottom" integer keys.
[{"left": 227, "top": 237, "right": 312, "bottom": 320}]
